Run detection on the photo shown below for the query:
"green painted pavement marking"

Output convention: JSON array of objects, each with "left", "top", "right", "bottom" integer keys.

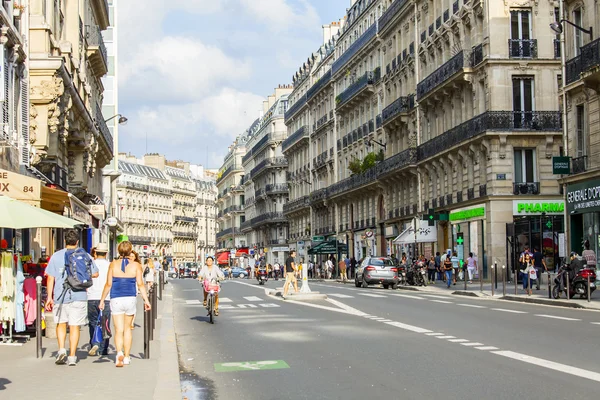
[{"left": 214, "top": 360, "right": 290, "bottom": 372}]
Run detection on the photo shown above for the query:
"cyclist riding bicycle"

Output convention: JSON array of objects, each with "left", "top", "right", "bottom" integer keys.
[{"left": 198, "top": 256, "right": 225, "bottom": 316}]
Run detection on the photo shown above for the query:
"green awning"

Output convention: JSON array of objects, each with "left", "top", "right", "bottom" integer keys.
[{"left": 308, "top": 240, "right": 348, "bottom": 255}]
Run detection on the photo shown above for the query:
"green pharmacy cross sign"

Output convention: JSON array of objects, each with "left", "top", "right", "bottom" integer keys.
[
  {"left": 457, "top": 237, "right": 464, "bottom": 245},
  {"left": 546, "top": 220, "right": 553, "bottom": 229}
]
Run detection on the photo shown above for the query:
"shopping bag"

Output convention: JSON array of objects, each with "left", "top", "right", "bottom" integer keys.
[
  {"left": 92, "top": 312, "right": 103, "bottom": 344},
  {"left": 101, "top": 310, "right": 112, "bottom": 340},
  {"left": 529, "top": 268, "right": 537, "bottom": 281}
]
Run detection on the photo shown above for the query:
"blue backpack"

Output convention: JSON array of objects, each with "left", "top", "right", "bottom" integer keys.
[{"left": 63, "top": 248, "right": 94, "bottom": 292}]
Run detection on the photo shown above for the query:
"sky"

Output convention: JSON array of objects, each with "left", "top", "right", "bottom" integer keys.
[{"left": 117, "top": 0, "right": 349, "bottom": 169}]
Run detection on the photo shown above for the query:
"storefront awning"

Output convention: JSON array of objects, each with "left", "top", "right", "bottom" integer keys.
[
  {"left": 393, "top": 225, "right": 437, "bottom": 245},
  {"left": 235, "top": 248, "right": 249, "bottom": 257},
  {"left": 41, "top": 185, "right": 70, "bottom": 213},
  {"left": 216, "top": 252, "right": 230, "bottom": 265},
  {"left": 308, "top": 240, "right": 348, "bottom": 255}
]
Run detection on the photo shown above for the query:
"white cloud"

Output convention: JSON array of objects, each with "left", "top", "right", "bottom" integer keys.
[{"left": 238, "top": 0, "right": 320, "bottom": 33}]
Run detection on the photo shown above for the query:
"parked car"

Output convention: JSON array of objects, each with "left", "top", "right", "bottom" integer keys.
[
  {"left": 355, "top": 257, "right": 399, "bottom": 289},
  {"left": 231, "top": 267, "right": 247, "bottom": 278}
]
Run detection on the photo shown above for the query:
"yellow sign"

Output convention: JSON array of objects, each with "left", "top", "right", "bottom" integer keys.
[{"left": 0, "top": 168, "right": 41, "bottom": 204}]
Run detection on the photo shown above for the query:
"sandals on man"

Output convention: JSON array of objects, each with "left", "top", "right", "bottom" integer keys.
[{"left": 214, "top": 309, "right": 219, "bottom": 316}]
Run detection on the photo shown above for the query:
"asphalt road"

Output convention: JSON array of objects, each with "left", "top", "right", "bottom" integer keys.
[{"left": 171, "top": 277, "right": 600, "bottom": 400}]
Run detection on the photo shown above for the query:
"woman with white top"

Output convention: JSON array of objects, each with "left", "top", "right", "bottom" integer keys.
[
  {"left": 466, "top": 252, "right": 477, "bottom": 284},
  {"left": 198, "top": 256, "right": 225, "bottom": 316}
]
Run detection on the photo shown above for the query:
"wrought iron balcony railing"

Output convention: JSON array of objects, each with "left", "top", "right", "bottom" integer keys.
[
  {"left": 566, "top": 37, "right": 600, "bottom": 85},
  {"left": 284, "top": 94, "right": 307, "bottom": 121},
  {"left": 332, "top": 23, "right": 378, "bottom": 75},
  {"left": 382, "top": 95, "right": 415, "bottom": 125},
  {"left": 174, "top": 215, "right": 198, "bottom": 223},
  {"left": 307, "top": 70, "right": 332, "bottom": 101},
  {"left": 336, "top": 71, "right": 374, "bottom": 108},
  {"left": 310, "top": 188, "right": 328, "bottom": 203},
  {"left": 255, "top": 188, "right": 266, "bottom": 198},
  {"left": 378, "top": 0, "right": 409, "bottom": 33},
  {"left": 377, "top": 148, "right": 418, "bottom": 177},
  {"left": 282, "top": 125, "right": 308, "bottom": 153},
  {"left": 471, "top": 44, "right": 484, "bottom": 67},
  {"left": 417, "top": 50, "right": 466, "bottom": 100},
  {"left": 265, "top": 183, "right": 289, "bottom": 194},
  {"left": 86, "top": 24, "right": 108, "bottom": 66},
  {"left": 417, "top": 111, "right": 562, "bottom": 161},
  {"left": 283, "top": 195, "right": 310, "bottom": 214},
  {"left": 216, "top": 164, "right": 242, "bottom": 184},
  {"left": 173, "top": 231, "right": 197, "bottom": 239},
  {"left": 572, "top": 155, "right": 588, "bottom": 174},
  {"left": 250, "top": 157, "right": 288, "bottom": 178},
  {"left": 95, "top": 103, "right": 113, "bottom": 154},
  {"left": 216, "top": 228, "right": 240, "bottom": 239},
  {"left": 512, "top": 182, "right": 540, "bottom": 195},
  {"left": 253, "top": 212, "right": 286, "bottom": 226},
  {"left": 508, "top": 39, "right": 538, "bottom": 59},
  {"left": 128, "top": 236, "right": 152, "bottom": 245}
]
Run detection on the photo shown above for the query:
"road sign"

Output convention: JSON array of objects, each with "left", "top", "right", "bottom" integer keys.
[
  {"left": 312, "top": 236, "right": 325, "bottom": 242},
  {"left": 214, "top": 360, "right": 290, "bottom": 372}
]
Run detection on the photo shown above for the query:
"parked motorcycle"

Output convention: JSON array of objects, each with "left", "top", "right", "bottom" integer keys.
[
  {"left": 257, "top": 268, "right": 268, "bottom": 285},
  {"left": 398, "top": 264, "right": 407, "bottom": 285},
  {"left": 190, "top": 264, "right": 198, "bottom": 279},
  {"left": 178, "top": 264, "right": 186, "bottom": 279},
  {"left": 406, "top": 262, "right": 427, "bottom": 286},
  {"left": 552, "top": 263, "right": 596, "bottom": 299}
]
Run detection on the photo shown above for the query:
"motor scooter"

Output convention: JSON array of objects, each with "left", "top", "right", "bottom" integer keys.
[
  {"left": 552, "top": 264, "right": 596, "bottom": 299},
  {"left": 257, "top": 268, "right": 269, "bottom": 285},
  {"left": 178, "top": 264, "right": 186, "bottom": 279}
]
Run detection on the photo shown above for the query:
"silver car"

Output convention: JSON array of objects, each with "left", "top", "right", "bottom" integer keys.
[{"left": 355, "top": 257, "right": 399, "bottom": 289}]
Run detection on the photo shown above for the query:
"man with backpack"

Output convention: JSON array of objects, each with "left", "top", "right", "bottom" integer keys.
[{"left": 46, "top": 229, "right": 99, "bottom": 366}]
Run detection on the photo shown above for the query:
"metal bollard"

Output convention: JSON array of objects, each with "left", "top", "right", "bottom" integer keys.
[
  {"left": 528, "top": 271, "right": 532, "bottom": 294},
  {"left": 588, "top": 274, "right": 591, "bottom": 302},
  {"left": 515, "top": 267, "right": 518, "bottom": 295},
  {"left": 159, "top": 270, "right": 164, "bottom": 301},
  {"left": 548, "top": 272, "right": 552, "bottom": 299},
  {"left": 566, "top": 273, "right": 570, "bottom": 301},
  {"left": 491, "top": 265, "right": 495, "bottom": 297},
  {"left": 479, "top": 267, "right": 483, "bottom": 293},
  {"left": 148, "top": 289, "right": 154, "bottom": 341},
  {"left": 494, "top": 262, "right": 498, "bottom": 290},
  {"left": 502, "top": 265, "right": 506, "bottom": 297},
  {"left": 144, "top": 308, "right": 150, "bottom": 359},
  {"left": 35, "top": 276, "right": 42, "bottom": 359}
]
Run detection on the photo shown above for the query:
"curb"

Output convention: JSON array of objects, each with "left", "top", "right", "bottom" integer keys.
[
  {"left": 153, "top": 285, "right": 182, "bottom": 400},
  {"left": 501, "top": 295, "right": 590, "bottom": 309}
]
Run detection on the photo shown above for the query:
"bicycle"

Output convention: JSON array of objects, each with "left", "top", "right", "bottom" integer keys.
[{"left": 203, "top": 278, "right": 220, "bottom": 324}]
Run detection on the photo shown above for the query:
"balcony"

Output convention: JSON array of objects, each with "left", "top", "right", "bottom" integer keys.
[
  {"left": 336, "top": 71, "right": 375, "bottom": 109},
  {"left": 376, "top": 148, "right": 418, "bottom": 178},
  {"left": 216, "top": 228, "right": 240, "bottom": 240},
  {"left": 95, "top": 103, "right": 113, "bottom": 155},
  {"left": 283, "top": 195, "right": 310, "bottom": 215},
  {"left": 174, "top": 215, "right": 198, "bottom": 223},
  {"left": 471, "top": 44, "right": 484, "bottom": 67},
  {"left": 382, "top": 95, "right": 415, "bottom": 126},
  {"left": 128, "top": 236, "right": 152, "bottom": 245},
  {"left": 378, "top": 0, "right": 409, "bottom": 34},
  {"left": 284, "top": 94, "right": 307, "bottom": 122},
  {"left": 223, "top": 205, "right": 243, "bottom": 214},
  {"left": 173, "top": 231, "right": 197, "bottom": 239},
  {"left": 315, "top": 114, "right": 329, "bottom": 131},
  {"left": 512, "top": 182, "right": 540, "bottom": 195},
  {"left": 417, "top": 50, "right": 467, "bottom": 100},
  {"left": 250, "top": 157, "right": 288, "bottom": 179},
  {"left": 572, "top": 155, "right": 588, "bottom": 174},
  {"left": 332, "top": 23, "right": 378, "bottom": 75},
  {"left": 255, "top": 188, "right": 266, "bottom": 199},
  {"left": 328, "top": 166, "right": 378, "bottom": 198},
  {"left": 253, "top": 212, "right": 287, "bottom": 227},
  {"left": 313, "top": 151, "right": 329, "bottom": 169},
  {"left": 310, "top": 188, "right": 328, "bottom": 204},
  {"left": 566, "top": 37, "right": 600, "bottom": 85},
  {"left": 282, "top": 126, "right": 308, "bottom": 153},
  {"left": 265, "top": 183, "right": 289, "bottom": 195},
  {"left": 216, "top": 164, "right": 242, "bottom": 184},
  {"left": 307, "top": 70, "right": 332, "bottom": 101},
  {"left": 508, "top": 39, "right": 537, "bottom": 59},
  {"left": 86, "top": 24, "right": 108, "bottom": 77},
  {"left": 242, "top": 132, "right": 287, "bottom": 164},
  {"left": 417, "top": 111, "right": 562, "bottom": 161}
]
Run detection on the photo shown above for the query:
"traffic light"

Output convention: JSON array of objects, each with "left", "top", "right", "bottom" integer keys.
[{"left": 456, "top": 232, "right": 464, "bottom": 246}]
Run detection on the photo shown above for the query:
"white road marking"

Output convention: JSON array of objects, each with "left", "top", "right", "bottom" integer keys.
[
  {"left": 218, "top": 305, "right": 235, "bottom": 309},
  {"left": 425, "top": 333, "right": 444, "bottom": 336},
  {"left": 592, "top": 322, "right": 600, "bottom": 325},
  {"left": 475, "top": 346, "right": 499, "bottom": 351},
  {"left": 448, "top": 339, "right": 469, "bottom": 343},
  {"left": 237, "top": 304, "right": 259, "bottom": 308},
  {"left": 259, "top": 303, "right": 280, "bottom": 308},
  {"left": 384, "top": 321, "right": 432, "bottom": 334},
  {"left": 436, "top": 336, "right": 456, "bottom": 339},
  {"left": 185, "top": 300, "right": 201, "bottom": 305},
  {"left": 461, "top": 342, "right": 484, "bottom": 347},
  {"left": 535, "top": 314, "right": 581, "bottom": 321},
  {"left": 423, "top": 295, "right": 452, "bottom": 299},
  {"left": 328, "top": 293, "right": 354, "bottom": 299},
  {"left": 430, "top": 300, "right": 453, "bottom": 304},
  {"left": 380, "top": 319, "right": 393, "bottom": 322},
  {"left": 358, "top": 293, "right": 387, "bottom": 298},
  {"left": 458, "top": 304, "right": 487, "bottom": 309},
  {"left": 219, "top": 298, "right": 232, "bottom": 303},
  {"left": 491, "top": 308, "right": 528, "bottom": 314},
  {"left": 390, "top": 293, "right": 425, "bottom": 300},
  {"left": 243, "top": 296, "right": 263, "bottom": 302},
  {"left": 325, "top": 298, "right": 370, "bottom": 316},
  {"left": 492, "top": 350, "right": 600, "bottom": 383}
]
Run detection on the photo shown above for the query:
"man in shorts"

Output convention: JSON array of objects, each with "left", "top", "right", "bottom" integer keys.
[
  {"left": 46, "top": 229, "right": 98, "bottom": 366},
  {"left": 283, "top": 250, "right": 298, "bottom": 298}
]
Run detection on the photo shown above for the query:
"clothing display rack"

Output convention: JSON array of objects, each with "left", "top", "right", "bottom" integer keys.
[{"left": 0, "top": 249, "right": 30, "bottom": 345}]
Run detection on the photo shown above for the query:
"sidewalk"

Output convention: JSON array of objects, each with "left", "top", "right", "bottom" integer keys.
[{"left": 0, "top": 284, "right": 181, "bottom": 399}]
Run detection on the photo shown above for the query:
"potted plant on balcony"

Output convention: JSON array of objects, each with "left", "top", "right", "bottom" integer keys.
[{"left": 13, "top": 1, "right": 25, "bottom": 17}]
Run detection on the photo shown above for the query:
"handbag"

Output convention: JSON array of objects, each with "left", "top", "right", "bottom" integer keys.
[
  {"left": 92, "top": 312, "right": 104, "bottom": 344},
  {"left": 529, "top": 267, "right": 538, "bottom": 281},
  {"left": 101, "top": 310, "right": 112, "bottom": 340}
]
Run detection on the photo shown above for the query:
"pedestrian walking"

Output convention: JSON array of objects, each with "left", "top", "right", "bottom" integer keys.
[
  {"left": 144, "top": 258, "right": 155, "bottom": 292},
  {"left": 427, "top": 256, "right": 437, "bottom": 284},
  {"left": 45, "top": 229, "right": 99, "bottom": 366},
  {"left": 283, "top": 250, "right": 299, "bottom": 298},
  {"left": 274, "top": 262, "right": 280, "bottom": 280},
  {"left": 532, "top": 247, "right": 547, "bottom": 290},
  {"left": 99, "top": 241, "right": 151, "bottom": 367},
  {"left": 326, "top": 258, "right": 333, "bottom": 279},
  {"left": 434, "top": 252, "right": 441, "bottom": 281},
  {"left": 582, "top": 240, "right": 596, "bottom": 273},
  {"left": 443, "top": 255, "right": 453, "bottom": 288},
  {"left": 308, "top": 260, "right": 314, "bottom": 278},
  {"left": 339, "top": 259, "right": 347, "bottom": 282},
  {"left": 520, "top": 254, "right": 536, "bottom": 296},
  {"left": 87, "top": 243, "right": 111, "bottom": 357},
  {"left": 350, "top": 257, "right": 357, "bottom": 279},
  {"left": 466, "top": 252, "right": 477, "bottom": 284},
  {"left": 450, "top": 251, "right": 459, "bottom": 285}
]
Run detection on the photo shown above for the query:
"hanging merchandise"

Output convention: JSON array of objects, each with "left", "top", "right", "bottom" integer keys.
[
  {"left": 0, "top": 251, "right": 15, "bottom": 323},
  {"left": 15, "top": 257, "right": 25, "bottom": 333},
  {"left": 23, "top": 277, "right": 37, "bottom": 326}
]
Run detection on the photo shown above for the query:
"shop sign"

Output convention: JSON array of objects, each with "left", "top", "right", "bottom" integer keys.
[
  {"left": 552, "top": 156, "right": 571, "bottom": 175},
  {"left": 449, "top": 206, "right": 485, "bottom": 222},
  {"left": 89, "top": 204, "right": 106, "bottom": 219},
  {"left": 69, "top": 197, "right": 92, "bottom": 226},
  {"left": 0, "top": 168, "right": 41, "bottom": 203},
  {"left": 272, "top": 246, "right": 289, "bottom": 252},
  {"left": 312, "top": 236, "right": 325, "bottom": 242},
  {"left": 566, "top": 178, "right": 600, "bottom": 214},
  {"left": 512, "top": 200, "right": 565, "bottom": 215}
]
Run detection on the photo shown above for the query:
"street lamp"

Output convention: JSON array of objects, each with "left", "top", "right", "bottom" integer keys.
[
  {"left": 104, "top": 114, "right": 129, "bottom": 125},
  {"left": 366, "top": 138, "right": 387, "bottom": 152},
  {"left": 550, "top": 20, "right": 593, "bottom": 40}
]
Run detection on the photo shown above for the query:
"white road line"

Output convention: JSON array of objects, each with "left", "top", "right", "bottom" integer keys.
[
  {"left": 218, "top": 305, "right": 235, "bottom": 309},
  {"left": 384, "top": 321, "right": 432, "bottom": 334},
  {"left": 422, "top": 295, "right": 452, "bottom": 299},
  {"left": 425, "top": 333, "right": 444, "bottom": 336},
  {"left": 475, "top": 346, "right": 499, "bottom": 351},
  {"left": 243, "top": 296, "right": 263, "bottom": 302},
  {"left": 461, "top": 342, "right": 485, "bottom": 347},
  {"left": 259, "top": 303, "right": 280, "bottom": 308},
  {"left": 535, "top": 314, "right": 581, "bottom": 321},
  {"left": 448, "top": 339, "right": 469, "bottom": 343},
  {"left": 380, "top": 319, "right": 393, "bottom": 322},
  {"left": 219, "top": 298, "right": 232, "bottom": 303},
  {"left": 436, "top": 336, "right": 456, "bottom": 339},
  {"left": 390, "top": 293, "right": 425, "bottom": 300},
  {"left": 492, "top": 350, "right": 600, "bottom": 383},
  {"left": 491, "top": 308, "right": 528, "bottom": 314},
  {"left": 185, "top": 300, "right": 201, "bottom": 305},
  {"left": 592, "top": 322, "right": 600, "bottom": 325},
  {"left": 358, "top": 293, "right": 388, "bottom": 298},
  {"left": 457, "top": 304, "right": 487, "bottom": 309},
  {"left": 325, "top": 298, "right": 369, "bottom": 316},
  {"left": 430, "top": 300, "right": 453, "bottom": 304},
  {"left": 328, "top": 293, "right": 355, "bottom": 298},
  {"left": 368, "top": 316, "right": 381, "bottom": 319}
]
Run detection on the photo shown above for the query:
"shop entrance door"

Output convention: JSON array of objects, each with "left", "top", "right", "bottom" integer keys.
[{"left": 513, "top": 215, "right": 564, "bottom": 273}]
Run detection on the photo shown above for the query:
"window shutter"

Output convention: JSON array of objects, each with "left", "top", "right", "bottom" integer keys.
[
  {"left": 2, "top": 48, "right": 8, "bottom": 141},
  {"left": 20, "top": 78, "right": 29, "bottom": 165}
]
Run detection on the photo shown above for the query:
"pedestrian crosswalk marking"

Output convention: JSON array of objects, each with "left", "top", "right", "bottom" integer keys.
[
  {"left": 244, "top": 296, "right": 263, "bottom": 302},
  {"left": 457, "top": 304, "right": 486, "bottom": 308},
  {"left": 219, "top": 298, "right": 233, "bottom": 303},
  {"left": 219, "top": 305, "right": 235, "bottom": 309},
  {"left": 358, "top": 293, "right": 387, "bottom": 298},
  {"left": 425, "top": 332, "right": 444, "bottom": 336},
  {"left": 259, "top": 304, "right": 280, "bottom": 308},
  {"left": 390, "top": 293, "right": 425, "bottom": 300},
  {"left": 328, "top": 293, "right": 354, "bottom": 299},
  {"left": 423, "top": 295, "right": 452, "bottom": 299},
  {"left": 238, "top": 304, "right": 259, "bottom": 308},
  {"left": 475, "top": 346, "right": 499, "bottom": 351},
  {"left": 491, "top": 308, "right": 527, "bottom": 314},
  {"left": 448, "top": 339, "right": 469, "bottom": 343},
  {"left": 535, "top": 314, "right": 581, "bottom": 321},
  {"left": 460, "top": 342, "right": 484, "bottom": 347},
  {"left": 436, "top": 336, "right": 456, "bottom": 339},
  {"left": 591, "top": 322, "right": 600, "bottom": 325},
  {"left": 185, "top": 300, "right": 201, "bottom": 305},
  {"left": 430, "top": 300, "right": 453, "bottom": 304}
]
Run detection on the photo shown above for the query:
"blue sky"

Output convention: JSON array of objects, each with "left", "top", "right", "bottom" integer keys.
[{"left": 118, "top": 0, "right": 349, "bottom": 169}]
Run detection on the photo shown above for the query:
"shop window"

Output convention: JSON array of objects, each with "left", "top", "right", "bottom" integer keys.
[
  {"left": 512, "top": 76, "right": 534, "bottom": 128},
  {"left": 573, "top": 8, "right": 583, "bottom": 55},
  {"left": 514, "top": 149, "right": 536, "bottom": 183}
]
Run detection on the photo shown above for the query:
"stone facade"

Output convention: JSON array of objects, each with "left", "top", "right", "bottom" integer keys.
[{"left": 195, "top": 178, "right": 218, "bottom": 261}]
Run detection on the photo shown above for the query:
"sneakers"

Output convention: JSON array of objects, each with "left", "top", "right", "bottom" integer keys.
[
  {"left": 116, "top": 351, "right": 124, "bottom": 368},
  {"left": 88, "top": 344, "right": 99, "bottom": 356},
  {"left": 67, "top": 356, "right": 77, "bottom": 366},
  {"left": 123, "top": 357, "right": 131, "bottom": 366},
  {"left": 55, "top": 349, "right": 67, "bottom": 365}
]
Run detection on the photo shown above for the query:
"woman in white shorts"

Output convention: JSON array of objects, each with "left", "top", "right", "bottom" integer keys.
[{"left": 100, "top": 241, "right": 151, "bottom": 367}]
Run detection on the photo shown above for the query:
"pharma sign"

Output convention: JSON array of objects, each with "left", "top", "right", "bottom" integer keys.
[
  {"left": 449, "top": 206, "right": 485, "bottom": 222},
  {"left": 566, "top": 178, "right": 600, "bottom": 214},
  {"left": 512, "top": 200, "right": 565, "bottom": 216}
]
